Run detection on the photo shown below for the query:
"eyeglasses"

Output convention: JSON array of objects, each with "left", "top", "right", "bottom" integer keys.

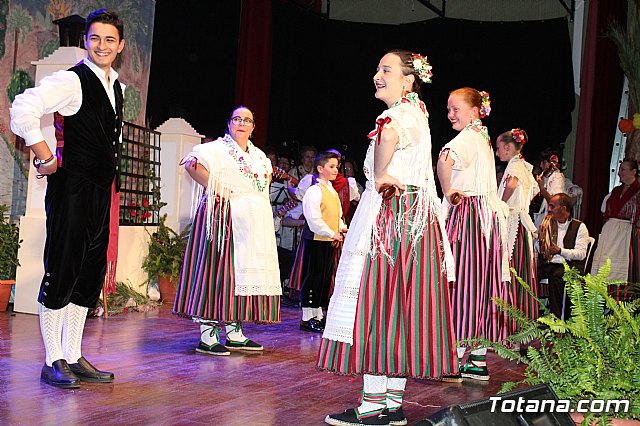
[{"left": 230, "top": 116, "right": 255, "bottom": 126}]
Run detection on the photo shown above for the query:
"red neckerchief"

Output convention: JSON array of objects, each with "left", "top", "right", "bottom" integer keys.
[
  {"left": 332, "top": 173, "right": 351, "bottom": 216},
  {"left": 605, "top": 179, "right": 640, "bottom": 221}
]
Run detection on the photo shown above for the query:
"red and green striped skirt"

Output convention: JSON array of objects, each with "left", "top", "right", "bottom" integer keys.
[
  {"left": 445, "top": 196, "right": 509, "bottom": 343},
  {"left": 317, "top": 190, "right": 458, "bottom": 379},
  {"left": 508, "top": 222, "right": 538, "bottom": 333},
  {"left": 173, "top": 197, "right": 280, "bottom": 323}
]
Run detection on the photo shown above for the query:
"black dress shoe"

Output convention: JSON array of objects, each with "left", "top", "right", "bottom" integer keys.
[
  {"left": 41, "top": 359, "right": 80, "bottom": 389},
  {"left": 300, "top": 318, "right": 324, "bottom": 333},
  {"left": 68, "top": 357, "right": 114, "bottom": 383}
]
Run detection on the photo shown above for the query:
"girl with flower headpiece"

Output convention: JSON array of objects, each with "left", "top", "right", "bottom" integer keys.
[
  {"left": 319, "top": 49, "right": 457, "bottom": 426},
  {"left": 495, "top": 129, "right": 540, "bottom": 329},
  {"left": 437, "top": 88, "right": 510, "bottom": 383}
]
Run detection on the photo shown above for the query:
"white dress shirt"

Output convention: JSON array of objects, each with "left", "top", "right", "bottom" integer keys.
[
  {"left": 10, "top": 58, "right": 125, "bottom": 145},
  {"left": 302, "top": 179, "right": 345, "bottom": 238}
]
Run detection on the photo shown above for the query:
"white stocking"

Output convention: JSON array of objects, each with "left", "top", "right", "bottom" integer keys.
[
  {"left": 456, "top": 346, "right": 466, "bottom": 360},
  {"left": 39, "top": 304, "right": 66, "bottom": 367},
  {"left": 225, "top": 322, "right": 247, "bottom": 342},
  {"left": 312, "top": 307, "right": 323, "bottom": 320},
  {"left": 62, "top": 303, "right": 88, "bottom": 363},
  {"left": 200, "top": 322, "right": 220, "bottom": 345},
  {"left": 302, "top": 307, "right": 314, "bottom": 321},
  {"left": 357, "top": 374, "right": 387, "bottom": 417},
  {"left": 386, "top": 377, "right": 407, "bottom": 410}
]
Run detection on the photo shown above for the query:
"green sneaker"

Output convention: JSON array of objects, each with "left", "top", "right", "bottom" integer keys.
[{"left": 460, "top": 355, "right": 489, "bottom": 381}]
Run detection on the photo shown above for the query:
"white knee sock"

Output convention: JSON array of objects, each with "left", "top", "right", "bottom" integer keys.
[
  {"left": 200, "top": 322, "right": 220, "bottom": 345},
  {"left": 312, "top": 307, "right": 323, "bottom": 320},
  {"left": 357, "top": 374, "right": 387, "bottom": 417},
  {"left": 62, "top": 303, "right": 88, "bottom": 364},
  {"left": 386, "top": 377, "right": 407, "bottom": 411},
  {"left": 225, "top": 322, "right": 247, "bottom": 342},
  {"left": 301, "top": 307, "right": 314, "bottom": 321},
  {"left": 39, "top": 304, "right": 66, "bottom": 367}
]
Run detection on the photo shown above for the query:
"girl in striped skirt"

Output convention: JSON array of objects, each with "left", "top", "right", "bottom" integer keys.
[
  {"left": 495, "top": 129, "right": 540, "bottom": 330},
  {"left": 320, "top": 50, "right": 457, "bottom": 426},
  {"left": 173, "top": 106, "right": 281, "bottom": 356},
  {"left": 437, "top": 88, "right": 510, "bottom": 382}
]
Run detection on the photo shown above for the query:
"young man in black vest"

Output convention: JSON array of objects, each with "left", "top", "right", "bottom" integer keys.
[
  {"left": 10, "top": 9, "right": 125, "bottom": 389},
  {"left": 537, "top": 193, "right": 590, "bottom": 320}
]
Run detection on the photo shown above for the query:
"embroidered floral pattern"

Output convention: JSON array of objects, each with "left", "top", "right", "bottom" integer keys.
[
  {"left": 464, "top": 119, "right": 490, "bottom": 145},
  {"left": 223, "top": 134, "right": 269, "bottom": 192}
]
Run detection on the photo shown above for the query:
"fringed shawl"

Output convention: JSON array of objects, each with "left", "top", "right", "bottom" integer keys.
[
  {"left": 183, "top": 135, "right": 281, "bottom": 296},
  {"left": 323, "top": 94, "right": 455, "bottom": 344}
]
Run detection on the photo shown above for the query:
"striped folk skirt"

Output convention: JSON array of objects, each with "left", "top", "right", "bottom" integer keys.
[
  {"left": 508, "top": 222, "right": 538, "bottom": 332},
  {"left": 173, "top": 197, "right": 280, "bottom": 323},
  {"left": 317, "top": 191, "right": 458, "bottom": 379},
  {"left": 445, "top": 196, "right": 509, "bottom": 343}
]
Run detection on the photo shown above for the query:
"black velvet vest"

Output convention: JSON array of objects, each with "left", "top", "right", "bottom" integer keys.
[
  {"left": 62, "top": 63, "right": 123, "bottom": 190},
  {"left": 563, "top": 219, "right": 587, "bottom": 273}
]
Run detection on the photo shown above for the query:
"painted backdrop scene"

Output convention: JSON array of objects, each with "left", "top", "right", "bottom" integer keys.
[{"left": 0, "top": 0, "right": 155, "bottom": 218}]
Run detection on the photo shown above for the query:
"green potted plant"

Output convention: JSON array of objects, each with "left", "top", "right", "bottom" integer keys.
[
  {"left": 141, "top": 214, "right": 188, "bottom": 303},
  {"left": 465, "top": 262, "right": 640, "bottom": 425},
  {"left": 0, "top": 204, "right": 21, "bottom": 311}
]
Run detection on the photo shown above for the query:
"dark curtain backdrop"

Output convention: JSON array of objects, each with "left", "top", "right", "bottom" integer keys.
[
  {"left": 268, "top": 1, "right": 575, "bottom": 172},
  {"left": 147, "top": 0, "right": 241, "bottom": 137},
  {"left": 235, "top": 0, "right": 273, "bottom": 147},
  {"left": 573, "top": 0, "right": 626, "bottom": 235}
]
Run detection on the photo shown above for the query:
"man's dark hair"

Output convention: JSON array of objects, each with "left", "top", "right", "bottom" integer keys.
[{"left": 86, "top": 9, "right": 124, "bottom": 40}]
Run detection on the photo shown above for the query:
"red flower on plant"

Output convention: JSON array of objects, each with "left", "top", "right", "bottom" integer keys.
[
  {"left": 130, "top": 210, "right": 138, "bottom": 217},
  {"left": 141, "top": 212, "right": 152, "bottom": 219},
  {"left": 142, "top": 198, "right": 149, "bottom": 208},
  {"left": 253, "top": 173, "right": 258, "bottom": 178}
]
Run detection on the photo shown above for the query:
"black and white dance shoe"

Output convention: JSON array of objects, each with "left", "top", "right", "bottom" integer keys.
[
  {"left": 300, "top": 318, "right": 324, "bottom": 333},
  {"left": 325, "top": 408, "right": 389, "bottom": 426},
  {"left": 41, "top": 359, "right": 80, "bottom": 389},
  {"left": 68, "top": 357, "right": 114, "bottom": 383},
  {"left": 224, "top": 338, "right": 264, "bottom": 351},
  {"left": 383, "top": 408, "right": 407, "bottom": 426},
  {"left": 195, "top": 341, "right": 231, "bottom": 356}
]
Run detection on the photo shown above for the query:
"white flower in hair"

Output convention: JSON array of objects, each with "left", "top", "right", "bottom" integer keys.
[{"left": 410, "top": 53, "right": 433, "bottom": 84}]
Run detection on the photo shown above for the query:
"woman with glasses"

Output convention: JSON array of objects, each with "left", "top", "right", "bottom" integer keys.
[
  {"left": 591, "top": 159, "right": 640, "bottom": 297},
  {"left": 173, "top": 106, "right": 281, "bottom": 356},
  {"left": 319, "top": 50, "right": 457, "bottom": 426}
]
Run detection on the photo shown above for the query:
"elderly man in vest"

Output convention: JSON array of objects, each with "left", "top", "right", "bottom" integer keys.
[
  {"left": 537, "top": 193, "right": 590, "bottom": 320},
  {"left": 10, "top": 9, "right": 125, "bottom": 389}
]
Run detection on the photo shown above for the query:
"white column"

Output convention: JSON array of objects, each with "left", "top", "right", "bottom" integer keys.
[
  {"left": 14, "top": 47, "right": 87, "bottom": 315},
  {"left": 154, "top": 118, "right": 203, "bottom": 234}
]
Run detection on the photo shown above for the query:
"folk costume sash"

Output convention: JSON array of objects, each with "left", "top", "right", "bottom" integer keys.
[
  {"left": 184, "top": 135, "right": 281, "bottom": 296},
  {"left": 323, "top": 93, "right": 455, "bottom": 344}
]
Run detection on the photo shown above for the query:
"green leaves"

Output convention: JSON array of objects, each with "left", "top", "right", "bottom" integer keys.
[{"left": 486, "top": 261, "right": 640, "bottom": 422}]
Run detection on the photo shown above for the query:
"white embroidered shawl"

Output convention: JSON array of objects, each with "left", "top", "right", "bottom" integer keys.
[
  {"left": 184, "top": 136, "right": 281, "bottom": 296},
  {"left": 498, "top": 155, "right": 539, "bottom": 260},
  {"left": 322, "top": 97, "right": 455, "bottom": 345}
]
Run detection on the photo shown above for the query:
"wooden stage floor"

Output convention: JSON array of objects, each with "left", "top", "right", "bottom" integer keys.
[{"left": 0, "top": 300, "right": 525, "bottom": 425}]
